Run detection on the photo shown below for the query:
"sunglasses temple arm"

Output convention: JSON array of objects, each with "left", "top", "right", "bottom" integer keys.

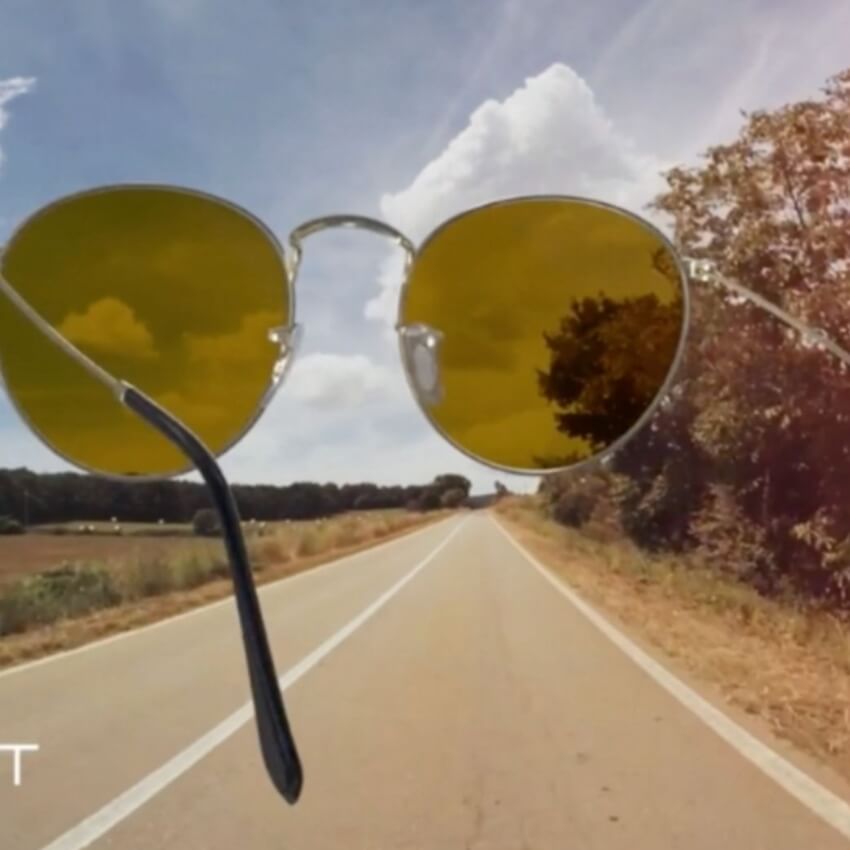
[
  {"left": 0, "top": 268, "right": 303, "bottom": 802},
  {"left": 121, "top": 385, "right": 304, "bottom": 804},
  {"left": 686, "top": 260, "right": 850, "bottom": 367}
]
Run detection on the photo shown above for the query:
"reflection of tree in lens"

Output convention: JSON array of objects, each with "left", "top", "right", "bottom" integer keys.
[
  {"left": 537, "top": 291, "right": 681, "bottom": 453},
  {"left": 531, "top": 450, "right": 588, "bottom": 469}
]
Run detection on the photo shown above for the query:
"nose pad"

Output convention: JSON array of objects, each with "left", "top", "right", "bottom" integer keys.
[
  {"left": 399, "top": 323, "right": 444, "bottom": 406},
  {"left": 686, "top": 258, "right": 716, "bottom": 282},
  {"left": 264, "top": 324, "right": 303, "bottom": 401}
]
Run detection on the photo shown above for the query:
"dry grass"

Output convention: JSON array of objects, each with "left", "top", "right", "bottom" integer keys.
[
  {"left": 0, "top": 534, "right": 222, "bottom": 585},
  {"left": 0, "top": 510, "right": 449, "bottom": 669},
  {"left": 495, "top": 496, "right": 850, "bottom": 783},
  {"left": 0, "top": 513, "right": 420, "bottom": 584}
]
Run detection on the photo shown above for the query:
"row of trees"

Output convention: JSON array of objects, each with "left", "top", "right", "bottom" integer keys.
[
  {"left": 539, "top": 68, "right": 850, "bottom": 608},
  {"left": 0, "top": 467, "right": 473, "bottom": 526}
]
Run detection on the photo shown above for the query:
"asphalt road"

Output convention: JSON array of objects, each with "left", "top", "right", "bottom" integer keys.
[{"left": 2, "top": 514, "right": 849, "bottom": 849}]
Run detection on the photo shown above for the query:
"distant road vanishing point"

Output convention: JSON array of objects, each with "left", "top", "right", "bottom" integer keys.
[{"left": 2, "top": 514, "right": 849, "bottom": 849}]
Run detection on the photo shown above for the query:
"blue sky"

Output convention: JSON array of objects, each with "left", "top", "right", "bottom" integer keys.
[{"left": 1, "top": 0, "right": 848, "bottom": 492}]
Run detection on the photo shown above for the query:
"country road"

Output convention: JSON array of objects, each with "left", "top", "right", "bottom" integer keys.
[{"left": 2, "top": 514, "right": 849, "bottom": 849}]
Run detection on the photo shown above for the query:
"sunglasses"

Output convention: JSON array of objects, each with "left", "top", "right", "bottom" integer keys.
[
  {"left": 2, "top": 183, "right": 836, "bottom": 804},
  {"left": 0, "top": 184, "right": 696, "bottom": 479}
]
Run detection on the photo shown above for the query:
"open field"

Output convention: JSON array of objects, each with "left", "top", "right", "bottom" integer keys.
[
  {"left": 0, "top": 511, "right": 414, "bottom": 584},
  {"left": 0, "top": 509, "right": 450, "bottom": 666},
  {"left": 0, "top": 533, "right": 217, "bottom": 584},
  {"left": 495, "top": 496, "right": 850, "bottom": 785}
]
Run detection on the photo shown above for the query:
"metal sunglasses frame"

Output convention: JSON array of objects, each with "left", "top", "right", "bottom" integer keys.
[
  {"left": 0, "top": 185, "right": 693, "bottom": 483},
  {"left": 7, "top": 185, "right": 848, "bottom": 482},
  {"left": 3, "top": 184, "right": 850, "bottom": 807}
]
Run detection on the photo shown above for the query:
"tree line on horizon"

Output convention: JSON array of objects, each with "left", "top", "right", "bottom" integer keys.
[{"left": 0, "top": 466, "right": 476, "bottom": 526}]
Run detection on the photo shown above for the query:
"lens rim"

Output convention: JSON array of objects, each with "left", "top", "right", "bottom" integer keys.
[
  {"left": 396, "top": 194, "right": 692, "bottom": 477},
  {"left": 0, "top": 182, "right": 297, "bottom": 482}
]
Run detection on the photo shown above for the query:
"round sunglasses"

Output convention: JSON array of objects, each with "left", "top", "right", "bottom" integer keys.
[{"left": 0, "top": 184, "right": 692, "bottom": 481}]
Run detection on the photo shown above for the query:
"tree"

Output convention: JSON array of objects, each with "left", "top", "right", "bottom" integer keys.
[
  {"left": 537, "top": 293, "right": 682, "bottom": 452},
  {"left": 192, "top": 508, "right": 221, "bottom": 537},
  {"left": 414, "top": 488, "right": 443, "bottom": 511},
  {"left": 0, "top": 467, "right": 476, "bottom": 526},
  {"left": 639, "top": 66, "right": 850, "bottom": 596},
  {"left": 537, "top": 67, "right": 850, "bottom": 604},
  {"left": 440, "top": 488, "right": 467, "bottom": 509},
  {"left": 432, "top": 474, "right": 472, "bottom": 497},
  {"left": 0, "top": 515, "right": 24, "bottom": 535}
]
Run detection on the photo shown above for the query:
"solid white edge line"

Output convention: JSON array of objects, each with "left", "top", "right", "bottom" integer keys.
[
  {"left": 490, "top": 514, "right": 850, "bottom": 840},
  {"left": 0, "top": 515, "right": 453, "bottom": 681},
  {"left": 37, "top": 517, "right": 467, "bottom": 850}
]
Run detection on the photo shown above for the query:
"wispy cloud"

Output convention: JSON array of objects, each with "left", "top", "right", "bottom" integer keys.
[
  {"left": 0, "top": 77, "right": 35, "bottom": 170},
  {"left": 285, "top": 352, "right": 401, "bottom": 410}
]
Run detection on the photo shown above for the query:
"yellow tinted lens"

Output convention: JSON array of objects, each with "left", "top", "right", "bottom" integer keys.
[
  {"left": 0, "top": 186, "right": 289, "bottom": 477},
  {"left": 401, "top": 198, "right": 685, "bottom": 471}
]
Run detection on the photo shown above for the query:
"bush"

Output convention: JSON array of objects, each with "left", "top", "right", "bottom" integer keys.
[
  {"left": 413, "top": 488, "right": 442, "bottom": 511},
  {"left": 0, "top": 515, "right": 24, "bottom": 535},
  {"left": 170, "top": 553, "right": 227, "bottom": 590},
  {"left": 295, "top": 529, "right": 322, "bottom": 557},
  {"left": 551, "top": 490, "right": 595, "bottom": 527},
  {"left": 440, "top": 488, "right": 467, "bottom": 509},
  {"left": 0, "top": 564, "right": 120, "bottom": 636},
  {"left": 192, "top": 508, "right": 221, "bottom": 537},
  {"left": 251, "top": 536, "right": 293, "bottom": 567},
  {"left": 329, "top": 516, "right": 368, "bottom": 548},
  {"left": 116, "top": 556, "right": 175, "bottom": 600}
]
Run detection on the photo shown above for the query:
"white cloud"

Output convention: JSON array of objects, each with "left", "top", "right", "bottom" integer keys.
[
  {"left": 58, "top": 297, "right": 159, "bottom": 361},
  {"left": 284, "top": 352, "right": 400, "bottom": 411},
  {"left": 366, "top": 62, "right": 668, "bottom": 329},
  {"left": 0, "top": 77, "right": 35, "bottom": 169},
  {"left": 218, "top": 389, "right": 538, "bottom": 493}
]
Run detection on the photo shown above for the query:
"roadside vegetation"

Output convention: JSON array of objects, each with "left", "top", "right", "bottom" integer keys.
[
  {"left": 0, "top": 508, "right": 453, "bottom": 668},
  {"left": 496, "top": 495, "right": 850, "bottom": 783},
  {"left": 534, "top": 67, "right": 850, "bottom": 613}
]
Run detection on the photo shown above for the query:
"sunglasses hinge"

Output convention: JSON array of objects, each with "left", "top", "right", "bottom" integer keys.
[{"left": 685, "top": 257, "right": 717, "bottom": 283}]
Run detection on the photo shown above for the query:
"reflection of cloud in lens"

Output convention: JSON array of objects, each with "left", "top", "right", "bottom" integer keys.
[
  {"left": 183, "top": 310, "right": 280, "bottom": 367},
  {"left": 156, "top": 390, "right": 233, "bottom": 429},
  {"left": 446, "top": 402, "right": 586, "bottom": 469},
  {"left": 149, "top": 238, "right": 214, "bottom": 281},
  {"left": 441, "top": 331, "right": 516, "bottom": 370},
  {"left": 58, "top": 297, "right": 159, "bottom": 360}
]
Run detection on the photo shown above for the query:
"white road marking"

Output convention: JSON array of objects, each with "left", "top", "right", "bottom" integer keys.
[
  {"left": 0, "top": 516, "right": 450, "bottom": 680},
  {"left": 37, "top": 518, "right": 467, "bottom": 850},
  {"left": 492, "top": 515, "right": 850, "bottom": 840}
]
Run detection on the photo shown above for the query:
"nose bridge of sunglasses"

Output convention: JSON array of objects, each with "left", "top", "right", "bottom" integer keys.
[
  {"left": 286, "top": 214, "right": 416, "bottom": 277},
  {"left": 284, "top": 215, "right": 448, "bottom": 410}
]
